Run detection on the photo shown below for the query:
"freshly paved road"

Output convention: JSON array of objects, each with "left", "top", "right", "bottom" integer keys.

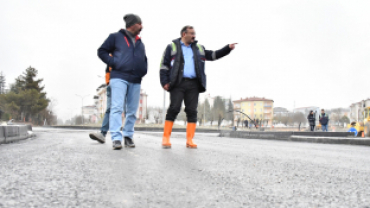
[{"left": 1, "top": 128, "right": 370, "bottom": 208}]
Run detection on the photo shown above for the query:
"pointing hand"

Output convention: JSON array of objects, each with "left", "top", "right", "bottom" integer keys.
[{"left": 229, "top": 43, "right": 238, "bottom": 50}]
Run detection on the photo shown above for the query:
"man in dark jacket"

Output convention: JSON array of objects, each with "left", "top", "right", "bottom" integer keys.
[
  {"left": 319, "top": 109, "right": 329, "bottom": 132},
  {"left": 159, "top": 25, "right": 237, "bottom": 149},
  {"left": 98, "top": 14, "right": 147, "bottom": 150}
]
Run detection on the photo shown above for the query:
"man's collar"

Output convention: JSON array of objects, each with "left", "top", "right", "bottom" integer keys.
[
  {"left": 180, "top": 40, "right": 191, "bottom": 47},
  {"left": 119, "top": 29, "right": 141, "bottom": 41}
]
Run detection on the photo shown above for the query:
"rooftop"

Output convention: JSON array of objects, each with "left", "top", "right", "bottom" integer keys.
[{"left": 233, "top": 97, "right": 274, "bottom": 103}]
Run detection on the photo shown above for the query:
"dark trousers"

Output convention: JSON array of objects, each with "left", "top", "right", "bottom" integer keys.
[
  {"left": 166, "top": 79, "right": 199, "bottom": 123},
  {"left": 310, "top": 125, "right": 315, "bottom": 131}
]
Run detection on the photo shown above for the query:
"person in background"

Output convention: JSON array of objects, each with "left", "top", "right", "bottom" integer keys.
[
  {"left": 319, "top": 109, "right": 329, "bottom": 132},
  {"left": 307, "top": 110, "right": 316, "bottom": 131},
  {"left": 89, "top": 63, "right": 112, "bottom": 143},
  {"left": 347, "top": 121, "right": 358, "bottom": 137}
]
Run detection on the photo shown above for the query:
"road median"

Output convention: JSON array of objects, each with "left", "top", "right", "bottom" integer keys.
[{"left": 219, "top": 131, "right": 370, "bottom": 146}]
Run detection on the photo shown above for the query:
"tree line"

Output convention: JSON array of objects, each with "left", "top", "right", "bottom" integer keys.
[
  {"left": 0, "top": 67, "right": 52, "bottom": 125},
  {"left": 176, "top": 96, "right": 234, "bottom": 127}
]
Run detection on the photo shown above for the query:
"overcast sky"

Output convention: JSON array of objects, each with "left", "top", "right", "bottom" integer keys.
[{"left": 1, "top": 0, "right": 369, "bottom": 121}]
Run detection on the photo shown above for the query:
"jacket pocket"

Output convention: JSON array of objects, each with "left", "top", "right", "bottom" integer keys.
[{"left": 115, "top": 53, "right": 132, "bottom": 73}]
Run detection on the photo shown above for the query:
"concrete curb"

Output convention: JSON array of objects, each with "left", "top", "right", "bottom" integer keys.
[
  {"left": 0, "top": 125, "right": 32, "bottom": 144},
  {"left": 289, "top": 136, "right": 370, "bottom": 146},
  {"left": 219, "top": 131, "right": 370, "bottom": 146}
]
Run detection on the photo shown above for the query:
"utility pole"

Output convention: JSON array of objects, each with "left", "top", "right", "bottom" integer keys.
[{"left": 75, "top": 94, "right": 90, "bottom": 125}]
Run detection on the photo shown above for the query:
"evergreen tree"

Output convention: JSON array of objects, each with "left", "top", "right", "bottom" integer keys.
[
  {"left": 204, "top": 99, "right": 211, "bottom": 123},
  {"left": 0, "top": 66, "right": 49, "bottom": 124},
  {"left": 226, "top": 98, "right": 234, "bottom": 126},
  {"left": 212, "top": 96, "right": 226, "bottom": 127},
  {"left": 23, "top": 66, "right": 45, "bottom": 93},
  {"left": 197, "top": 102, "right": 204, "bottom": 126}
]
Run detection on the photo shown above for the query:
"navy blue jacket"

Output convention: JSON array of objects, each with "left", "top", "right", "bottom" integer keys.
[
  {"left": 319, "top": 113, "right": 329, "bottom": 125},
  {"left": 159, "top": 38, "right": 231, "bottom": 93},
  {"left": 98, "top": 29, "right": 147, "bottom": 83}
]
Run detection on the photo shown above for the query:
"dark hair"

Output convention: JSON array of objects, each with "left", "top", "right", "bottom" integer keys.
[
  {"left": 321, "top": 109, "right": 325, "bottom": 111},
  {"left": 180, "top": 25, "right": 194, "bottom": 36}
]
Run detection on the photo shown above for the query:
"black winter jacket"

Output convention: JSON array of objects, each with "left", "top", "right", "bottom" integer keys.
[
  {"left": 159, "top": 38, "right": 231, "bottom": 93},
  {"left": 98, "top": 29, "right": 147, "bottom": 83},
  {"left": 307, "top": 114, "right": 316, "bottom": 126}
]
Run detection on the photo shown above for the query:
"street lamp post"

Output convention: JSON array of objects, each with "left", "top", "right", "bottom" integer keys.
[{"left": 75, "top": 94, "right": 90, "bottom": 125}]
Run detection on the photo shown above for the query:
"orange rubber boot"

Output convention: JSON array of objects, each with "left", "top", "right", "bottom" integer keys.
[
  {"left": 162, "top": 121, "right": 174, "bottom": 149},
  {"left": 186, "top": 122, "right": 197, "bottom": 148}
]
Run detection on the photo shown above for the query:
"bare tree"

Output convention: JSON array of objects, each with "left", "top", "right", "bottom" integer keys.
[
  {"left": 293, "top": 112, "right": 306, "bottom": 125},
  {"left": 331, "top": 108, "right": 343, "bottom": 126},
  {"left": 236, "top": 117, "right": 241, "bottom": 127},
  {"left": 0, "top": 71, "right": 5, "bottom": 94}
]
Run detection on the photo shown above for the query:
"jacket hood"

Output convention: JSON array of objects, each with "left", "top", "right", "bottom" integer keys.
[
  {"left": 119, "top": 29, "right": 141, "bottom": 41},
  {"left": 172, "top": 38, "right": 197, "bottom": 44}
]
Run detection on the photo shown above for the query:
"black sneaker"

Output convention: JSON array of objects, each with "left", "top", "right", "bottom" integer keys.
[
  {"left": 112, "top": 140, "right": 122, "bottom": 150},
  {"left": 124, "top": 137, "right": 135, "bottom": 148}
]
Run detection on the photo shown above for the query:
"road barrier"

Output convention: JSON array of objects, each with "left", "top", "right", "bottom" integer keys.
[{"left": 0, "top": 125, "right": 30, "bottom": 144}]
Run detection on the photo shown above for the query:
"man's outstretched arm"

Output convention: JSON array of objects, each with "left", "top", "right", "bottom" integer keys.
[{"left": 204, "top": 43, "right": 237, "bottom": 61}]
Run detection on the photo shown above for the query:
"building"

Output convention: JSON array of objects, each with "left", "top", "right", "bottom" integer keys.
[
  {"left": 273, "top": 107, "right": 289, "bottom": 115},
  {"left": 94, "top": 84, "right": 109, "bottom": 120},
  {"left": 350, "top": 98, "right": 370, "bottom": 122},
  {"left": 94, "top": 85, "right": 148, "bottom": 124},
  {"left": 233, "top": 97, "right": 274, "bottom": 125},
  {"left": 82, "top": 105, "right": 98, "bottom": 124},
  {"left": 293, "top": 106, "right": 320, "bottom": 115},
  {"left": 137, "top": 89, "right": 148, "bottom": 123}
]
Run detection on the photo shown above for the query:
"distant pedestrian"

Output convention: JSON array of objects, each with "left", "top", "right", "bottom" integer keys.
[
  {"left": 159, "top": 25, "right": 237, "bottom": 149},
  {"left": 98, "top": 14, "right": 147, "bottom": 150},
  {"left": 89, "top": 64, "right": 112, "bottom": 144},
  {"left": 348, "top": 122, "right": 358, "bottom": 136},
  {"left": 319, "top": 109, "right": 329, "bottom": 132},
  {"left": 307, "top": 110, "right": 316, "bottom": 131}
]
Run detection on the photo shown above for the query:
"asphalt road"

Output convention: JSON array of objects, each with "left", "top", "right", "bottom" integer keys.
[{"left": 1, "top": 127, "right": 370, "bottom": 208}]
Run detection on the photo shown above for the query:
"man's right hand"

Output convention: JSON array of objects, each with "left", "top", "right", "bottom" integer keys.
[{"left": 163, "top": 83, "right": 170, "bottom": 91}]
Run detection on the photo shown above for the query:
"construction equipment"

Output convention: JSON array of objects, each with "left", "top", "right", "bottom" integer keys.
[{"left": 348, "top": 107, "right": 370, "bottom": 137}]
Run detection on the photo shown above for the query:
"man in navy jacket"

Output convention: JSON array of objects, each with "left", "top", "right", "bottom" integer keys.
[
  {"left": 98, "top": 14, "right": 147, "bottom": 150},
  {"left": 159, "top": 25, "right": 237, "bottom": 149}
]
